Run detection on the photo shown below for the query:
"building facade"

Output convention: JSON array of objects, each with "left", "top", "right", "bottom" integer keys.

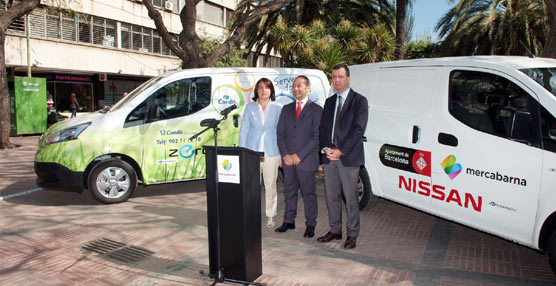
[{"left": 6, "top": 0, "right": 280, "bottom": 113}]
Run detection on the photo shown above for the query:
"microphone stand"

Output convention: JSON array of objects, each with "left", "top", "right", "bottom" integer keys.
[{"left": 190, "top": 112, "right": 264, "bottom": 286}]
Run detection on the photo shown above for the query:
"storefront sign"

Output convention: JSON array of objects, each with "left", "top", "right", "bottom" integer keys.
[{"left": 34, "top": 73, "right": 93, "bottom": 83}]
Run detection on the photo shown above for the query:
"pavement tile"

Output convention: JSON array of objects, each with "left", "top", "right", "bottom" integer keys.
[{"left": 2, "top": 135, "right": 556, "bottom": 286}]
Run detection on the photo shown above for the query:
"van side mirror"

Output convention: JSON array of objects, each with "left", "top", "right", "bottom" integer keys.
[
  {"left": 233, "top": 114, "right": 239, "bottom": 128},
  {"left": 509, "top": 111, "right": 532, "bottom": 144}
]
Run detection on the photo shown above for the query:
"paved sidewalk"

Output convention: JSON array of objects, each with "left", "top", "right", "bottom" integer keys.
[{"left": 1, "top": 135, "right": 555, "bottom": 286}]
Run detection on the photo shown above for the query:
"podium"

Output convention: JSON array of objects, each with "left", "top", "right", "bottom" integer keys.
[{"left": 204, "top": 146, "right": 263, "bottom": 283}]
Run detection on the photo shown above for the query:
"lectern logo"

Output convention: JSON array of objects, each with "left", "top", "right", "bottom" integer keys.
[{"left": 222, "top": 160, "right": 232, "bottom": 171}]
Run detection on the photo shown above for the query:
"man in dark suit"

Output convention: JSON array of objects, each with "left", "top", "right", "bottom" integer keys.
[
  {"left": 275, "top": 75, "right": 323, "bottom": 238},
  {"left": 317, "top": 64, "right": 368, "bottom": 249}
]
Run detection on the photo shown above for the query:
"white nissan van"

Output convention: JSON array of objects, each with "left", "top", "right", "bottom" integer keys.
[
  {"left": 349, "top": 56, "right": 556, "bottom": 273},
  {"left": 35, "top": 68, "right": 330, "bottom": 204}
]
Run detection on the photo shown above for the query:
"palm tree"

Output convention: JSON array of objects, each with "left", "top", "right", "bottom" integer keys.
[
  {"left": 267, "top": 19, "right": 395, "bottom": 74},
  {"left": 542, "top": 0, "right": 556, "bottom": 58},
  {"left": 356, "top": 24, "right": 396, "bottom": 62},
  {"left": 395, "top": 0, "right": 408, "bottom": 59},
  {"left": 435, "top": 0, "right": 548, "bottom": 56},
  {"left": 234, "top": 0, "right": 395, "bottom": 66}
]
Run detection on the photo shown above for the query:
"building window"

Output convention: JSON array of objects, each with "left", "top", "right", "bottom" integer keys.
[
  {"left": 7, "top": 16, "right": 25, "bottom": 35},
  {"left": 6, "top": 6, "right": 178, "bottom": 58},
  {"left": 153, "top": 32, "right": 161, "bottom": 54},
  {"left": 161, "top": 36, "right": 171, "bottom": 55},
  {"left": 78, "top": 14, "right": 91, "bottom": 43},
  {"left": 92, "top": 18, "right": 116, "bottom": 47},
  {"left": 105, "top": 19, "right": 116, "bottom": 47},
  {"left": 46, "top": 9, "right": 60, "bottom": 39},
  {"left": 29, "top": 9, "right": 46, "bottom": 38},
  {"left": 226, "top": 8, "right": 234, "bottom": 26},
  {"left": 143, "top": 28, "right": 152, "bottom": 52},
  {"left": 132, "top": 25, "right": 142, "bottom": 51},
  {"left": 61, "top": 12, "right": 76, "bottom": 41},
  {"left": 202, "top": 1, "right": 224, "bottom": 26},
  {"left": 121, "top": 23, "right": 131, "bottom": 49},
  {"left": 153, "top": 0, "right": 164, "bottom": 7}
]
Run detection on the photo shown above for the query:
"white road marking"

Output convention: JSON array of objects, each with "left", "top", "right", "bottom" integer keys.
[{"left": 1, "top": 187, "right": 44, "bottom": 200}]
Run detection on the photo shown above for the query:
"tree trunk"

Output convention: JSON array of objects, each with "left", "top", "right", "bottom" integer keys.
[
  {"left": 0, "top": 30, "right": 13, "bottom": 149},
  {"left": 144, "top": 0, "right": 295, "bottom": 69},
  {"left": 0, "top": 0, "right": 40, "bottom": 149},
  {"left": 542, "top": 0, "right": 556, "bottom": 58},
  {"left": 395, "top": 0, "right": 407, "bottom": 60}
]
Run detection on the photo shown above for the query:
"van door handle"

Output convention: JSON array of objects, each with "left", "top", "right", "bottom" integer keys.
[
  {"left": 438, "top": 133, "right": 458, "bottom": 147},
  {"left": 412, "top": 126, "right": 420, "bottom": 143}
]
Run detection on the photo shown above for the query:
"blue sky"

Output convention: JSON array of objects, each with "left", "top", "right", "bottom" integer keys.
[{"left": 411, "top": 0, "right": 453, "bottom": 42}]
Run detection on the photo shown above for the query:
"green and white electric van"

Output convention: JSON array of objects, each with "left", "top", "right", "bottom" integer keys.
[{"left": 34, "top": 68, "right": 330, "bottom": 203}]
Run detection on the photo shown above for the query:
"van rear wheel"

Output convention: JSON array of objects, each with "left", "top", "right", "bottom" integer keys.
[
  {"left": 88, "top": 159, "right": 137, "bottom": 204},
  {"left": 549, "top": 231, "right": 556, "bottom": 275}
]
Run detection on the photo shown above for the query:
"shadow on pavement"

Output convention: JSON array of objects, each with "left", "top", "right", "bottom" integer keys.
[{"left": 1, "top": 179, "right": 206, "bottom": 207}]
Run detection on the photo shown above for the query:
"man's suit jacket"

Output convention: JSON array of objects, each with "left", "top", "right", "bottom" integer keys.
[
  {"left": 239, "top": 101, "right": 282, "bottom": 157},
  {"left": 277, "top": 99, "right": 323, "bottom": 171},
  {"left": 319, "top": 89, "right": 368, "bottom": 166}
]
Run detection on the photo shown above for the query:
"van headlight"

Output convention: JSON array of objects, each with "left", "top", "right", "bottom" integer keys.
[{"left": 45, "top": 122, "right": 91, "bottom": 145}]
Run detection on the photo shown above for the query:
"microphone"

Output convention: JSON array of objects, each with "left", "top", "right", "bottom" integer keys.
[
  {"left": 220, "top": 104, "right": 237, "bottom": 116},
  {"left": 201, "top": 118, "right": 218, "bottom": 127}
]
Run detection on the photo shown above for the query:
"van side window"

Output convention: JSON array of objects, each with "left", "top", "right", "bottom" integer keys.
[
  {"left": 449, "top": 70, "right": 540, "bottom": 146},
  {"left": 124, "top": 77, "right": 211, "bottom": 127},
  {"left": 541, "top": 107, "right": 556, "bottom": 153},
  {"left": 124, "top": 101, "right": 147, "bottom": 127}
]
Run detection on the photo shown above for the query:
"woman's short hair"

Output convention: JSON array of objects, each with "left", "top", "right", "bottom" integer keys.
[{"left": 253, "top": 78, "right": 276, "bottom": 101}]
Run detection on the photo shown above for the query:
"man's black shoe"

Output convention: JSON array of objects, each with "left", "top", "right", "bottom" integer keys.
[
  {"left": 317, "top": 231, "right": 342, "bottom": 243},
  {"left": 275, "top": 222, "right": 295, "bottom": 233},
  {"left": 304, "top": 226, "right": 315, "bottom": 238}
]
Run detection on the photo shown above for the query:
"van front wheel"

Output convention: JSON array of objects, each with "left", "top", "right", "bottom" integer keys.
[
  {"left": 357, "top": 167, "right": 373, "bottom": 210},
  {"left": 88, "top": 159, "right": 138, "bottom": 204},
  {"left": 341, "top": 167, "right": 374, "bottom": 210},
  {"left": 549, "top": 231, "right": 556, "bottom": 275}
]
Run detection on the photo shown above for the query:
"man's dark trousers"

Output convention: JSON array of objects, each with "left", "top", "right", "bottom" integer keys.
[{"left": 282, "top": 166, "right": 317, "bottom": 226}]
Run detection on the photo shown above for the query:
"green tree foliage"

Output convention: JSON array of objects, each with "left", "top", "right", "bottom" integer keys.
[
  {"left": 235, "top": 0, "right": 395, "bottom": 66},
  {"left": 404, "top": 40, "right": 440, "bottom": 59},
  {"left": 436, "top": 0, "right": 548, "bottom": 56},
  {"left": 268, "top": 18, "right": 395, "bottom": 76},
  {"left": 201, "top": 38, "right": 247, "bottom": 67}
]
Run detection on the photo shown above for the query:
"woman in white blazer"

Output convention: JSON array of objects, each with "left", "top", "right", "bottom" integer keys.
[{"left": 239, "top": 78, "right": 282, "bottom": 228}]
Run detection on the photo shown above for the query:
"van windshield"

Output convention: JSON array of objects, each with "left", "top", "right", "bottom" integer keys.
[
  {"left": 109, "top": 76, "right": 164, "bottom": 112},
  {"left": 521, "top": 67, "right": 556, "bottom": 97}
]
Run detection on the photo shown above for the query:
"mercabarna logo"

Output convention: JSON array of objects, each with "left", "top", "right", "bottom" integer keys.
[
  {"left": 440, "top": 155, "right": 462, "bottom": 180},
  {"left": 222, "top": 160, "right": 232, "bottom": 171}
]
